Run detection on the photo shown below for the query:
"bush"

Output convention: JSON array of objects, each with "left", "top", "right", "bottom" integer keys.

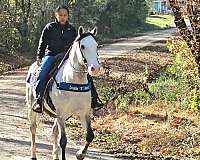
[
  {"left": 149, "top": 36, "right": 200, "bottom": 110},
  {"left": 113, "top": 90, "right": 151, "bottom": 111}
]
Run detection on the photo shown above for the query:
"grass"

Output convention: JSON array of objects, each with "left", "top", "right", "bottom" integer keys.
[
  {"left": 92, "top": 103, "right": 200, "bottom": 159},
  {"left": 146, "top": 15, "right": 175, "bottom": 29},
  {"left": 149, "top": 73, "right": 191, "bottom": 103},
  {"left": 98, "top": 14, "right": 175, "bottom": 42}
]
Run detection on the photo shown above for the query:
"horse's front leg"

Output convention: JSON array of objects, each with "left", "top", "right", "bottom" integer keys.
[
  {"left": 57, "top": 117, "right": 67, "bottom": 160},
  {"left": 76, "top": 114, "right": 94, "bottom": 160},
  {"left": 29, "top": 110, "right": 37, "bottom": 160},
  {"left": 52, "top": 119, "right": 59, "bottom": 160}
]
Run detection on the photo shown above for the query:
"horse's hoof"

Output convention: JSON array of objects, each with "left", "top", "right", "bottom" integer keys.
[
  {"left": 31, "top": 158, "right": 37, "bottom": 160},
  {"left": 53, "top": 155, "right": 59, "bottom": 160},
  {"left": 76, "top": 151, "right": 85, "bottom": 160},
  {"left": 76, "top": 155, "right": 84, "bottom": 160}
]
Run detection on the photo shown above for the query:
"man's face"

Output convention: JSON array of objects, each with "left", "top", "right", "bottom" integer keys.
[{"left": 55, "top": 9, "right": 69, "bottom": 25}]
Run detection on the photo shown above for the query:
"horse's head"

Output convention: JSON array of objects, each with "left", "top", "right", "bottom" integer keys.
[{"left": 75, "top": 26, "right": 101, "bottom": 76}]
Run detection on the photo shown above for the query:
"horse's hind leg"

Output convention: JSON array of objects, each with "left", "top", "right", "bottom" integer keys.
[
  {"left": 29, "top": 110, "right": 37, "bottom": 160},
  {"left": 52, "top": 119, "right": 59, "bottom": 160},
  {"left": 76, "top": 114, "right": 94, "bottom": 160},
  {"left": 57, "top": 117, "right": 67, "bottom": 160}
]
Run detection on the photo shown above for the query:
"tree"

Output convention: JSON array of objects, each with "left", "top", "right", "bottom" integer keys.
[
  {"left": 169, "top": 0, "right": 200, "bottom": 75},
  {"left": 97, "top": 0, "right": 150, "bottom": 36},
  {"left": 0, "top": 0, "right": 151, "bottom": 54}
]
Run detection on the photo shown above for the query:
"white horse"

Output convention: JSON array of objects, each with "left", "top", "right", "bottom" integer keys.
[{"left": 26, "top": 26, "right": 101, "bottom": 160}]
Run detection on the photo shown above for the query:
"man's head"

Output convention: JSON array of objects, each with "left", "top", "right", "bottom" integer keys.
[{"left": 55, "top": 5, "right": 69, "bottom": 25}]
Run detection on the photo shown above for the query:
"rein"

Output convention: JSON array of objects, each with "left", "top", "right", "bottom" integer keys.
[
  {"left": 51, "top": 33, "right": 94, "bottom": 87},
  {"left": 68, "top": 42, "right": 88, "bottom": 73}
]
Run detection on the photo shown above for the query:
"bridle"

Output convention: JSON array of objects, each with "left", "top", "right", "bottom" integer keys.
[
  {"left": 68, "top": 42, "right": 88, "bottom": 73},
  {"left": 68, "top": 33, "right": 98, "bottom": 73},
  {"left": 52, "top": 32, "right": 99, "bottom": 87}
]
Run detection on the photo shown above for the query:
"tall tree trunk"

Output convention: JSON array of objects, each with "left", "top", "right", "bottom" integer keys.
[
  {"left": 187, "top": 0, "right": 200, "bottom": 75},
  {"left": 169, "top": 0, "right": 200, "bottom": 75}
]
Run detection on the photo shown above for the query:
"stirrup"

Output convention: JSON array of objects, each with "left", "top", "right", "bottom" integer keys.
[
  {"left": 32, "top": 98, "right": 43, "bottom": 113},
  {"left": 92, "top": 98, "right": 104, "bottom": 111}
]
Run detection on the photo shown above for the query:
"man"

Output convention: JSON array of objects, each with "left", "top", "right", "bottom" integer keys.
[{"left": 33, "top": 5, "right": 103, "bottom": 113}]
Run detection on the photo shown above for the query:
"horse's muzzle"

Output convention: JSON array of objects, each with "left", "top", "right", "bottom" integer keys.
[{"left": 88, "top": 64, "right": 100, "bottom": 76}]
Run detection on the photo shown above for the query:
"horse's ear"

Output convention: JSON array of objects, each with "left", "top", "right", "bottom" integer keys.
[
  {"left": 78, "top": 26, "right": 85, "bottom": 36},
  {"left": 90, "top": 27, "right": 97, "bottom": 36}
]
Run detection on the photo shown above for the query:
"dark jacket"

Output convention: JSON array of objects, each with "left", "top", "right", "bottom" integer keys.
[{"left": 37, "top": 21, "right": 77, "bottom": 59}]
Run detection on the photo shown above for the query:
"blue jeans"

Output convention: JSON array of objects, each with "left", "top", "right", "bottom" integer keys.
[{"left": 35, "top": 56, "right": 56, "bottom": 98}]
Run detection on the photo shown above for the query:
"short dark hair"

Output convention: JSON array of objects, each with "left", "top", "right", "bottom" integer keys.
[{"left": 55, "top": 5, "right": 69, "bottom": 15}]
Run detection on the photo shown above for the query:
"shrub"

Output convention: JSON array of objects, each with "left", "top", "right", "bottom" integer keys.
[{"left": 149, "top": 36, "right": 200, "bottom": 110}]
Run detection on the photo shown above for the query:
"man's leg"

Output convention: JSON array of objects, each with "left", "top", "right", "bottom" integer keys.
[
  {"left": 87, "top": 75, "right": 104, "bottom": 111},
  {"left": 33, "top": 56, "right": 56, "bottom": 113}
]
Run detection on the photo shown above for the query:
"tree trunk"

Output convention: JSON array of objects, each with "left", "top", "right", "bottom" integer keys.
[
  {"left": 187, "top": 0, "right": 200, "bottom": 75},
  {"left": 169, "top": 0, "right": 200, "bottom": 75}
]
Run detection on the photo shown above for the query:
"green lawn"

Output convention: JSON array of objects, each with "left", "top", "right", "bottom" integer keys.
[
  {"left": 104, "top": 14, "right": 175, "bottom": 39},
  {"left": 146, "top": 14, "right": 175, "bottom": 29}
]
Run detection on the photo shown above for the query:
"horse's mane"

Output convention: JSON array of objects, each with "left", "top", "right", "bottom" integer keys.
[{"left": 75, "top": 32, "right": 96, "bottom": 42}]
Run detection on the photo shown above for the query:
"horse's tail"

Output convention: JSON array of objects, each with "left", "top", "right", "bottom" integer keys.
[
  {"left": 25, "top": 62, "right": 38, "bottom": 107},
  {"left": 26, "top": 62, "right": 38, "bottom": 83}
]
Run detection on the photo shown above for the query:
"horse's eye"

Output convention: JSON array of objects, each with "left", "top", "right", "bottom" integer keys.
[{"left": 81, "top": 45, "right": 85, "bottom": 50}]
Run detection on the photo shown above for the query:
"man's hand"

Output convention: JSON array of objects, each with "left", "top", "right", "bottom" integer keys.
[{"left": 36, "top": 56, "right": 42, "bottom": 66}]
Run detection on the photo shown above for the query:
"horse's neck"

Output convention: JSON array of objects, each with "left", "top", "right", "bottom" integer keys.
[{"left": 56, "top": 44, "right": 88, "bottom": 84}]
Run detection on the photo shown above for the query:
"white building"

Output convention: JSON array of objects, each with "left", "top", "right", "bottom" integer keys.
[{"left": 152, "top": 0, "right": 171, "bottom": 14}]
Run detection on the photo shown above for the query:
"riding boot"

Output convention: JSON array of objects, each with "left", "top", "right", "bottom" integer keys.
[
  {"left": 32, "top": 96, "right": 43, "bottom": 113},
  {"left": 87, "top": 75, "right": 104, "bottom": 111},
  {"left": 32, "top": 78, "right": 49, "bottom": 113}
]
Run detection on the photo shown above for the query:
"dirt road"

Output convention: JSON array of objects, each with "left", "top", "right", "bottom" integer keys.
[
  {"left": 98, "top": 28, "right": 175, "bottom": 59},
  {"left": 0, "top": 29, "right": 175, "bottom": 160}
]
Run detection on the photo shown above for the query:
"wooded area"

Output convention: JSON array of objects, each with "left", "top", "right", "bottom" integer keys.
[
  {"left": 0, "top": 0, "right": 151, "bottom": 54},
  {"left": 0, "top": 1, "right": 200, "bottom": 159}
]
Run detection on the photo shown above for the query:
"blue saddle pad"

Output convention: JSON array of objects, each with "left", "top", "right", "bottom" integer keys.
[{"left": 57, "top": 82, "right": 91, "bottom": 92}]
